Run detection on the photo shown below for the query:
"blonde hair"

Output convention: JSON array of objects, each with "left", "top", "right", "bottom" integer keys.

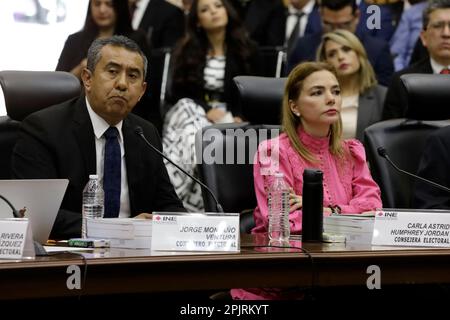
[
  {"left": 282, "top": 62, "right": 345, "bottom": 163},
  {"left": 316, "top": 29, "right": 377, "bottom": 94}
]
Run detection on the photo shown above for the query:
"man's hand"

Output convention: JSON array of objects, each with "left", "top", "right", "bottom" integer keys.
[{"left": 134, "top": 213, "right": 153, "bottom": 219}]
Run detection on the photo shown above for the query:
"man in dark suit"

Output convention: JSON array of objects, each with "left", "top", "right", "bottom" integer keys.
[
  {"left": 287, "top": 0, "right": 394, "bottom": 86},
  {"left": 414, "top": 126, "right": 450, "bottom": 209},
  {"left": 383, "top": 0, "right": 450, "bottom": 120},
  {"left": 245, "top": 0, "right": 321, "bottom": 49},
  {"left": 133, "top": 0, "right": 185, "bottom": 49},
  {"left": 12, "top": 35, "right": 185, "bottom": 239}
]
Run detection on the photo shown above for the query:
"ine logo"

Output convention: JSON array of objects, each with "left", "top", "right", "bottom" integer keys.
[
  {"left": 366, "top": 265, "right": 381, "bottom": 290},
  {"left": 66, "top": 265, "right": 81, "bottom": 290}
]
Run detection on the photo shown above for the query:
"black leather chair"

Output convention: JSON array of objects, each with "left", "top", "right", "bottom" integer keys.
[
  {"left": 364, "top": 74, "right": 450, "bottom": 209},
  {"left": 233, "top": 76, "right": 286, "bottom": 125},
  {"left": 402, "top": 74, "right": 450, "bottom": 120},
  {"left": 195, "top": 123, "right": 281, "bottom": 233},
  {"left": 0, "top": 70, "right": 80, "bottom": 179}
]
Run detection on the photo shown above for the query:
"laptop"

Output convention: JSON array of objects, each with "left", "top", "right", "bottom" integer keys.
[{"left": 0, "top": 179, "right": 69, "bottom": 244}]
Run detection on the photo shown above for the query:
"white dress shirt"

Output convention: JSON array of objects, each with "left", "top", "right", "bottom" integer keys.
[
  {"left": 285, "top": 0, "right": 316, "bottom": 42},
  {"left": 132, "top": 0, "right": 151, "bottom": 30},
  {"left": 85, "top": 98, "right": 131, "bottom": 218},
  {"left": 430, "top": 58, "right": 450, "bottom": 74}
]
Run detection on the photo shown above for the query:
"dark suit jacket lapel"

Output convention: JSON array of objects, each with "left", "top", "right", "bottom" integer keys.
[
  {"left": 72, "top": 97, "right": 96, "bottom": 177},
  {"left": 122, "top": 117, "right": 145, "bottom": 215}
]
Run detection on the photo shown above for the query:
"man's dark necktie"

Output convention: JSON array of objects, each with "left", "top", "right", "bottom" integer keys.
[
  {"left": 440, "top": 68, "right": 450, "bottom": 74},
  {"left": 103, "top": 126, "right": 121, "bottom": 218},
  {"left": 286, "top": 12, "right": 305, "bottom": 56}
]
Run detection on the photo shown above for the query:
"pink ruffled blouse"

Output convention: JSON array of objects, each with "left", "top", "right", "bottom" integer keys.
[
  {"left": 230, "top": 128, "right": 382, "bottom": 300},
  {"left": 252, "top": 127, "right": 382, "bottom": 234}
]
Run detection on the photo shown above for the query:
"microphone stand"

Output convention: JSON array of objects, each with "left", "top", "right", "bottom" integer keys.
[{"left": 134, "top": 127, "right": 224, "bottom": 213}]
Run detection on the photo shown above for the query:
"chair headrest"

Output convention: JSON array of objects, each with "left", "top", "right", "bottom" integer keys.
[
  {"left": 233, "top": 76, "right": 286, "bottom": 125},
  {"left": 0, "top": 71, "right": 81, "bottom": 121},
  {"left": 401, "top": 73, "right": 450, "bottom": 120}
]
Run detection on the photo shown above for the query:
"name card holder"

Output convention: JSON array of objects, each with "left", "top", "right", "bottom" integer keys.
[
  {"left": 151, "top": 212, "right": 240, "bottom": 252},
  {"left": 0, "top": 218, "right": 35, "bottom": 259},
  {"left": 372, "top": 209, "right": 450, "bottom": 247}
]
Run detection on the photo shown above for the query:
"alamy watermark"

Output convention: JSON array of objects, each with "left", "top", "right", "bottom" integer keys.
[{"left": 168, "top": 128, "right": 281, "bottom": 174}]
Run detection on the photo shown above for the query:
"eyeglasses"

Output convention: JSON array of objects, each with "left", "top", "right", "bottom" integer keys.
[{"left": 427, "top": 21, "right": 450, "bottom": 32}]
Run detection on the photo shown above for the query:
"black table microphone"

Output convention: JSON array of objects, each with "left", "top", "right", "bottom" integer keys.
[
  {"left": 302, "top": 168, "right": 323, "bottom": 242},
  {"left": 377, "top": 147, "right": 450, "bottom": 194},
  {"left": 134, "top": 126, "right": 224, "bottom": 213},
  {"left": 0, "top": 194, "right": 20, "bottom": 218}
]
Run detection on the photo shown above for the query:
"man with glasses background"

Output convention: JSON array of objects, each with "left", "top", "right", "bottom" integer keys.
[
  {"left": 383, "top": 0, "right": 450, "bottom": 120},
  {"left": 287, "top": 0, "right": 394, "bottom": 86}
]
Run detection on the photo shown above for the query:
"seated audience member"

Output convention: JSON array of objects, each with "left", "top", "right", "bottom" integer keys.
[
  {"left": 288, "top": 0, "right": 394, "bottom": 86},
  {"left": 414, "top": 126, "right": 450, "bottom": 209},
  {"left": 244, "top": 0, "right": 321, "bottom": 53},
  {"left": 231, "top": 62, "right": 382, "bottom": 300},
  {"left": 162, "top": 0, "right": 259, "bottom": 211},
  {"left": 317, "top": 29, "right": 386, "bottom": 141},
  {"left": 56, "top": 0, "right": 158, "bottom": 127},
  {"left": 130, "top": 0, "right": 185, "bottom": 49},
  {"left": 383, "top": 0, "right": 450, "bottom": 120},
  {"left": 390, "top": 0, "right": 427, "bottom": 71},
  {"left": 57, "top": 0, "right": 150, "bottom": 80},
  {"left": 12, "top": 36, "right": 185, "bottom": 240}
]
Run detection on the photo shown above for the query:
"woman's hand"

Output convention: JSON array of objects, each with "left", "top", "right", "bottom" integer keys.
[
  {"left": 206, "top": 108, "right": 226, "bottom": 123},
  {"left": 289, "top": 188, "right": 302, "bottom": 213}
]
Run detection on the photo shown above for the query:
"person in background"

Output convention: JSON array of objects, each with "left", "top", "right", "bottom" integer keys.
[
  {"left": 414, "top": 125, "right": 450, "bottom": 209},
  {"left": 56, "top": 0, "right": 159, "bottom": 128},
  {"left": 13, "top": 36, "right": 185, "bottom": 239},
  {"left": 57, "top": 0, "right": 150, "bottom": 80},
  {"left": 231, "top": 62, "right": 381, "bottom": 300},
  {"left": 390, "top": 0, "right": 428, "bottom": 71},
  {"left": 317, "top": 29, "right": 386, "bottom": 142},
  {"left": 244, "top": 0, "right": 321, "bottom": 51},
  {"left": 130, "top": 0, "right": 185, "bottom": 49},
  {"left": 287, "top": 0, "right": 394, "bottom": 86},
  {"left": 162, "top": 0, "right": 259, "bottom": 211},
  {"left": 383, "top": 0, "right": 450, "bottom": 120}
]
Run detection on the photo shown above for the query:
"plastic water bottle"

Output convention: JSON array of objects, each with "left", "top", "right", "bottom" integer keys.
[
  {"left": 268, "top": 172, "right": 290, "bottom": 243},
  {"left": 82, "top": 174, "right": 104, "bottom": 238}
]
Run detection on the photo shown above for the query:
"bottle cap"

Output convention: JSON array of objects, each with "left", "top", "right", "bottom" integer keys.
[{"left": 89, "top": 174, "right": 99, "bottom": 179}]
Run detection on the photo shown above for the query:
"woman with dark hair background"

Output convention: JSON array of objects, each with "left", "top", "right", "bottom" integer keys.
[
  {"left": 162, "top": 0, "right": 260, "bottom": 211},
  {"left": 56, "top": 0, "right": 156, "bottom": 128},
  {"left": 56, "top": 0, "right": 150, "bottom": 79}
]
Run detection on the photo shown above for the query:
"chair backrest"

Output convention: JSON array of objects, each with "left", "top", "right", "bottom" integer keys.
[
  {"left": 402, "top": 74, "right": 450, "bottom": 120},
  {"left": 0, "top": 70, "right": 81, "bottom": 121},
  {"left": 0, "top": 70, "right": 81, "bottom": 179},
  {"left": 233, "top": 76, "right": 286, "bottom": 125},
  {"left": 365, "top": 119, "right": 450, "bottom": 208},
  {"left": 195, "top": 123, "right": 281, "bottom": 233}
]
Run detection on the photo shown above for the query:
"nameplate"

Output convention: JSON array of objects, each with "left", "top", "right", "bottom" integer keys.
[
  {"left": 0, "top": 218, "right": 35, "bottom": 259},
  {"left": 372, "top": 209, "right": 450, "bottom": 247},
  {"left": 151, "top": 212, "right": 240, "bottom": 252}
]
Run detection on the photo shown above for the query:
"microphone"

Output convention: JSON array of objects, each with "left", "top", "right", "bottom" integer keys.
[
  {"left": 0, "top": 194, "right": 20, "bottom": 218},
  {"left": 377, "top": 147, "right": 450, "bottom": 194},
  {"left": 0, "top": 194, "right": 48, "bottom": 255},
  {"left": 134, "top": 126, "right": 224, "bottom": 213}
]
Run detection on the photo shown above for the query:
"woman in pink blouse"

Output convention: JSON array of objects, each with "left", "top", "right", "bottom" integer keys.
[{"left": 231, "top": 61, "right": 382, "bottom": 300}]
